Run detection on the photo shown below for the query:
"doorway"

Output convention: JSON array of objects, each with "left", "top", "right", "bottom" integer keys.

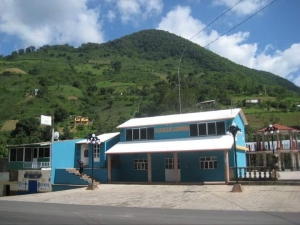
[
  {"left": 165, "top": 158, "right": 181, "bottom": 182},
  {"left": 81, "top": 144, "right": 89, "bottom": 166},
  {"left": 28, "top": 180, "right": 38, "bottom": 194}
]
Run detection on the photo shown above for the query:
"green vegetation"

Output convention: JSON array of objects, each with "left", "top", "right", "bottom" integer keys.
[{"left": 0, "top": 29, "right": 299, "bottom": 146}]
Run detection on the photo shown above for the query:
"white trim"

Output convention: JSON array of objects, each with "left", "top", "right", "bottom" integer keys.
[
  {"left": 117, "top": 108, "right": 248, "bottom": 128},
  {"left": 106, "top": 135, "right": 233, "bottom": 154}
]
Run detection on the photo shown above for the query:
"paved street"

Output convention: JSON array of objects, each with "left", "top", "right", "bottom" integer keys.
[
  {"left": 1, "top": 184, "right": 300, "bottom": 212},
  {"left": 0, "top": 201, "right": 299, "bottom": 225}
]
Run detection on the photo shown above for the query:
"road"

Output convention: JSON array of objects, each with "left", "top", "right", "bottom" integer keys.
[{"left": 0, "top": 201, "right": 299, "bottom": 225}]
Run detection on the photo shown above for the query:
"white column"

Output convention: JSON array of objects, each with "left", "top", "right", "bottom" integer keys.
[
  {"left": 107, "top": 154, "right": 111, "bottom": 183},
  {"left": 224, "top": 150, "right": 229, "bottom": 184},
  {"left": 147, "top": 153, "right": 152, "bottom": 183},
  {"left": 174, "top": 152, "right": 178, "bottom": 184}
]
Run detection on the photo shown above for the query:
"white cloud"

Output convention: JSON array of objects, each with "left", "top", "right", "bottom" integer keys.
[
  {"left": 109, "top": 0, "right": 163, "bottom": 24},
  {"left": 212, "top": 0, "right": 270, "bottom": 16},
  {"left": 157, "top": 5, "right": 300, "bottom": 87},
  {"left": 0, "top": 0, "right": 104, "bottom": 49},
  {"left": 107, "top": 10, "right": 116, "bottom": 22}
]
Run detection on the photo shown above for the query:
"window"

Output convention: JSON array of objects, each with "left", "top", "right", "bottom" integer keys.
[
  {"left": 207, "top": 122, "right": 216, "bottom": 135},
  {"left": 189, "top": 124, "right": 198, "bottom": 137},
  {"left": 84, "top": 149, "right": 89, "bottom": 157},
  {"left": 39, "top": 148, "right": 44, "bottom": 158},
  {"left": 16, "top": 148, "right": 24, "bottom": 161},
  {"left": 33, "top": 148, "right": 38, "bottom": 158},
  {"left": 189, "top": 121, "right": 226, "bottom": 137},
  {"left": 134, "top": 159, "right": 148, "bottom": 170},
  {"left": 147, "top": 127, "right": 154, "bottom": 140},
  {"left": 133, "top": 129, "right": 139, "bottom": 140},
  {"left": 216, "top": 121, "right": 225, "bottom": 135},
  {"left": 126, "top": 127, "right": 154, "bottom": 141},
  {"left": 198, "top": 123, "right": 206, "bottom": 135},
  {"left": 10, "top": 148, "right": 16, "bottom": 161},
  {"left": 165, "top": 158, "right": 180, "bottom": 169},
  {"left": 140, "top": 128, "right": 147, "bottom": 140},
  {"left": 126, "top": 129, "right": 132, "bottom": 141},
  {"left": 94, "top": 144, "right": 100, "bottom": 162},
  {"left": 24, "top": 148, "right": 32, "bottom": 162},
  {"left": 44, "top": 148, "right": 50, "bottom": 157},
  {"left": 200, "top": 156, "right": 218, "bottom": 169}
]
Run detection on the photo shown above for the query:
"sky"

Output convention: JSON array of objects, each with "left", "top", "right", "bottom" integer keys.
[{"left": 0, "top": 0, "right": 299, "bottom": 87}]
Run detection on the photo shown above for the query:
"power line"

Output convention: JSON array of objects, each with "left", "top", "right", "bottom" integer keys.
[
  {"left": 204, "top": 0, "right": 277, "bottom": 48},
  {"left": 177, "top": 0, "right": 244, "bottom": 113},
  {"left": 188, "top": 0, "right": 244, "bottom": 41}
]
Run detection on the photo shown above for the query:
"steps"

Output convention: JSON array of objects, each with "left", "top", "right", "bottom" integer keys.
[{"left": 66, "top": 168, "right": 100, "bottom": 185}]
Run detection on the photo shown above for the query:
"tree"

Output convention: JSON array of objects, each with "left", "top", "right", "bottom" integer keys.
[
  {"left": 0, "top": 133, "right": 8, "bottom": 158},
  {"left": 54, "top": 107, "right": 69, "bottom": 123},
  {"left": 111, "top": 61, "right": 122, "bottom": 72},
  {"left": 18, "top": 49, "right": 25, "bottom": 55}
]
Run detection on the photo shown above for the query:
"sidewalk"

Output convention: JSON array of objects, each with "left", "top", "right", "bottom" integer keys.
[{"left": 1, "top": 184, "right": 300, "bottom": 212}]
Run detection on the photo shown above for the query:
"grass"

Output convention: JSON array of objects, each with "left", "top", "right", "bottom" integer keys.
[{"left": 48, "top": 85, "right": 84, "bottom": 98}]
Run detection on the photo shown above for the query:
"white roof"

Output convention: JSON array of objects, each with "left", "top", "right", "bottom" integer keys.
[
  {"left": 76, "top": 132, "right": 119, "bottom": 144},
  {"left": 106, "top": 135, "right": 233, "bottom": 154},
  {"left": 117, "top": 108, "right": 247, "bottom": 128}
]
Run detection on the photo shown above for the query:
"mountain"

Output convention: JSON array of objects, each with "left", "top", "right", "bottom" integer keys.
[{"left": 0, "top": 29, "right": 299, "bottom": 138}]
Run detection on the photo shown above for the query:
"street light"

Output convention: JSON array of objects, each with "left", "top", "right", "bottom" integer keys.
[
  {"left": 264, "top": 124, "right": 279, "bottom": 154},
  {"left": 264, "top": 124, "right": 279, "bottom": 179},
  {"left": 227, "top": 123, "right": 243, "bottom": 192},
  {"left": 86, "top": 133, "right": 100, "bottom": 190}
]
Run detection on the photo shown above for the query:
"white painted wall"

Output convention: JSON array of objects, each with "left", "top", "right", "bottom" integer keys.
[{"left": 18, "top": 170, "right": 52, "bottom": 192}]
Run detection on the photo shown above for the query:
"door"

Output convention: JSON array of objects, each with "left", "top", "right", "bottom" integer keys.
[
  {"left": 28, "top": 180, "right": 38, "bottom": 194},
  {"left": 33, "top": 148, "right": 38, "bottom": 168},
  {"left": 165, "top": 158, "right": 181, "bottom": 182},
  {"left": 81, "top": 144, "right": 89, "bottom": 166}
]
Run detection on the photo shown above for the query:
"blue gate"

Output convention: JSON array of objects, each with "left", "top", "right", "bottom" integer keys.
[{"left": 28, "top": 180, "right": 38, "bottom": 194}]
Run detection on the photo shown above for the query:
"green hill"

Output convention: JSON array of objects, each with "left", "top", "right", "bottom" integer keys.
[{"left": 0, "top": 29, "right": 299, "bottom": 142}]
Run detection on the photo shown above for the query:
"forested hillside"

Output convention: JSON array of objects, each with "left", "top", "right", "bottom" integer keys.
[{"left": 0, "top": 29, "right": 299, "bottom": 152}]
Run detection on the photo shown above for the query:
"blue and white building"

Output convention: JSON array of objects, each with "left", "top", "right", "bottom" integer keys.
[
  {"left": 6, "top": 108, "right": 248, "bottom": 194},
  {"left": 106, "top": 108, "right": 248, "bottom": 184}
]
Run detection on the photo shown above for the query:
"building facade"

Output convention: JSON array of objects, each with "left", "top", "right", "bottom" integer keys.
[{"left": 106, "top": 108, "right": 249, "bottom": 184}]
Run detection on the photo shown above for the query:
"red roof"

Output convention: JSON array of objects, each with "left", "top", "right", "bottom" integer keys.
[{"left": 256, "top": 124, "right": 299, "bottom": 133}]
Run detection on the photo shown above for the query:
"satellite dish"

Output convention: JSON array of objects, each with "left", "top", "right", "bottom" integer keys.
[{"left": 54, "top": 131, "right": 60, "bottom": 140}]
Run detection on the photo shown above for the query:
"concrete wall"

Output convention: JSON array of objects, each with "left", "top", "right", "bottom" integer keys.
[{"left": 17, "top": 170, "right": 52, "bottom": 192}]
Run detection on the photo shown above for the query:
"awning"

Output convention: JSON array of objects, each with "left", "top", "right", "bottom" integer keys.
[{"left": 106, "top": 135, "right": 234, "bottom": 155}]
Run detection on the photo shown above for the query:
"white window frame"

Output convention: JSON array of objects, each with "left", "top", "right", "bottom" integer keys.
[
  {"left": 94, "top": 144, "right": 100, "bottom": 162},
  {"left": 200, "top": 156, "right": 218, "bottom": 169},
  {"left": 165, "top": 158, "right": 180, "bottom": 169},
  {"left": 134, "top": 159, "right": 148, "bottom": 170}
]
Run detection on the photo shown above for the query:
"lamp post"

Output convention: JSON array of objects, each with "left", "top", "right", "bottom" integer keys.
[
  {"left": 228, "top": 123, "right": 243, "bottom": 192},
  {"left": 86, "top": 133, "right": 100, "bottom": 190},
  {"left": 264, "top": 124, "right": 279, "bottom": 179}
]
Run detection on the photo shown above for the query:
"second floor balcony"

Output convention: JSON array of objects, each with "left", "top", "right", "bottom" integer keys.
[
  {"left": 246, "top": 140, "right": 300, "bottom": 152},
  {"left": 23, "top": 162, "right": 50, "bottom": 169}
]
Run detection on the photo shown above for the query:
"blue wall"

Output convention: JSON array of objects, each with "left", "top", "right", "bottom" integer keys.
[
  {"left": 51, "top": 139, "right": 83, "bottom": 183},
  {"left": 118, "top": 151, "right": 227, "bottom": 182},
  {"left": 87, "top": 135, "right": 120, "bottom": 168},
  {"left": 54, "top": 169, "right": 89, "bottom": 185}
]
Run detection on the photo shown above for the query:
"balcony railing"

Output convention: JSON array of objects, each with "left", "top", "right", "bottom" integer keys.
[
  {"left": 230, "top": 166, "right": 275, "bottom": 181},
  {"left": 23, "top": 162, "right": 50, "bottom": 169},
  {"left": 246, "top": 140, "right": 300, "bottom": 151}
]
